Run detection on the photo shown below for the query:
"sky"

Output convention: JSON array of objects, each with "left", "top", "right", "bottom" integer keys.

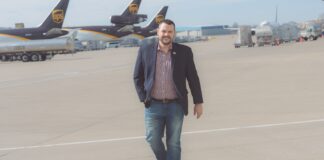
[{"left": 0, "top": 0, "right": 323, "bottom": 28}]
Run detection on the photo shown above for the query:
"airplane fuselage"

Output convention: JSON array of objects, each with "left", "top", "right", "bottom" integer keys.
[
  {"left": 66, "top": 26, "right": 135, "bottom": 42},
  {"left": 0, "top": 27, "right": 68, "bottom": 42},
  {"left": 66, "top": 26, "right": 156, "bottom": 42}
]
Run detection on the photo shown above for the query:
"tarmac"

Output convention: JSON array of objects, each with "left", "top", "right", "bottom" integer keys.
[{"left": 1, "top": 36, "right": 324, "bottom": 160}]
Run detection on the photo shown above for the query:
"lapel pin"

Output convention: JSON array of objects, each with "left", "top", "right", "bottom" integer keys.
[{"left": 173, "top": 52, "right": 176, "bottom": 55}]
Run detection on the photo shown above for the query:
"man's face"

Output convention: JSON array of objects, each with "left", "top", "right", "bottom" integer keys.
[{"left": 157, "top": 23, "right": 175, "bottom": 46}]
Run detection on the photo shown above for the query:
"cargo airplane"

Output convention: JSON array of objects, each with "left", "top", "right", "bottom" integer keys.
[
  {"left": 67, "top": 5, "right": 168, "bottom": 42},
  {"left": 0, "top": 0, "right": 70, "bottom": 42},
  {"left": 110, "top": 0, "right": 147, "bottom": 32},
  {"left": 126, "top": 6, "right": 168, "bottom": 40},
  {"left": 65, "top": 0, "right": 147, "bottom": 42}
]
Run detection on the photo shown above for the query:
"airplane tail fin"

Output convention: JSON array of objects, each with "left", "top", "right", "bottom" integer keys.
[
  {"left": 121, "top": 0, "right": 142, "bottom": 16},
  {"left": 39, "top": 0, "right": 70, "bottom": 29},
  {"left": 144, "top": 6, "right": 168, "bottom": 31}
]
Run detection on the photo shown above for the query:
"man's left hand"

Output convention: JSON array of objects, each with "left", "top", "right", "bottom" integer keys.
[{"left": 194, "top": 104, "right": 203, "bottom": 119}]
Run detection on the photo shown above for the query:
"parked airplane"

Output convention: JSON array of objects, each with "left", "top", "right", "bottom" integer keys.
[
  {"left": 128, "top": 6, "right": 168, "bottom": 40},
  {"left": 110, "top": 0, "right": 147, "bottom": 32},
  {"left": 67, "top": 5, "right": 167, "bottom": 42},
  {"left": 65, "top": 0, "right": 148, "bottom": 42},
  {"left": 0, "top": 0, "right": 70, "bottom": 42}
]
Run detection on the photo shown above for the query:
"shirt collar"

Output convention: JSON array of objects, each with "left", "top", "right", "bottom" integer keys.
[{"left": 157, "top": 43, "right": 173, "bottom": 53}]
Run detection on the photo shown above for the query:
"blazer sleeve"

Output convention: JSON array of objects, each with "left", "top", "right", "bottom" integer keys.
[
  {"left": 186, "top": 48, "right": 204, "bottom": 104},
  {"left": 133, "top": 46, "right": 146, "bottom": 102}
]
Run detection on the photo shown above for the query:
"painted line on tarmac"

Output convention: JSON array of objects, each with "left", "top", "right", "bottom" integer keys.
[
  {"left": 0, "top": 72, "right": 81, "bottom": 89},
  {"left": 1, "top": 118, "right": 324, "bottom": 151},
  {"left": 182, "top": 118, "right": 324, "bottom": 135},
  {"left": 0, "top": 136, "right": 146, "bottom": 152}
]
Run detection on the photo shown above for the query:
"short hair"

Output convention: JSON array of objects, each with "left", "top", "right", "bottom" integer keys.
[{"left": 159, "top": 19, "right": 176, "bottom": 29}]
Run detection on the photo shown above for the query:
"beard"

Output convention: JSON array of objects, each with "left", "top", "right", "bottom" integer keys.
[{"left": 160, "top": 36, "right": 172, "bottom": 45}]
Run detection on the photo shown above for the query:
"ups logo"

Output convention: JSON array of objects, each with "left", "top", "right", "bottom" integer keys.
[
  {"left": 52, "top": 10, "right": 64, "bottom": 24},
  {"left": 155, "top": 15, "right": 165, "bottom": 24},
  {"left": 128, "top": 4, "right": 138, "bottom": 14}
]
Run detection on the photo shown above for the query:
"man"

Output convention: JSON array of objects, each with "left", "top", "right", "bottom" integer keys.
[{"left": 133, "top": 19, "right": 204, "bottom": 160}]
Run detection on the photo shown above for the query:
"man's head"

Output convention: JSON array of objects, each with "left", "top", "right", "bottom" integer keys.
[{"left": 157, "top": 19, "right": 176, "bottom": 46}]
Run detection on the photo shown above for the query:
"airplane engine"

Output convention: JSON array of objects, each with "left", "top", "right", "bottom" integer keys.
[
  {"left": 46, "top": 28, "right": 69, "bottom": 37},
  {"left": 110, "top": 14, "right": 147, "bottom": 25}
]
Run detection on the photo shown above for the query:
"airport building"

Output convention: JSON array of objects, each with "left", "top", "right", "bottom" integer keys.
[
  {"left": 174, "top": 25, "right": 236, "bottom": 43},
  {"left": 175, "top": 30, "right": 205, "bottom": 43},
  {"left": 177, "top": 30, "right": 202, "bottom": 37},
  {"left": 201, "top": 25, "right": 235, "bottom": 36},
  {"left": 15, "top": 23, "right": 25, "bottom": 29}
]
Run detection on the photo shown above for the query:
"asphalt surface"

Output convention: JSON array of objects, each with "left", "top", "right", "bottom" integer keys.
[{"left": 1, "top": 36, "right": 324, "bottom": 160}]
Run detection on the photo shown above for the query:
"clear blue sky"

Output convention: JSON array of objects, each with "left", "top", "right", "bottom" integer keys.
[{"left": 0, "top": 0, "right": 323, "bottom": 27}]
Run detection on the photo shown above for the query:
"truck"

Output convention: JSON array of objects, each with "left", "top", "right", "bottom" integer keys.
[
  {"left": 299, "top": 24, "right": 322, "bottom": 41},
  {"left": 255, "top": 23, "right": 282, "bottom": 47},
  {"left": 255, "top": 25, "right": 275, "bottom": 46},
  {"left": 0, "top": 38, "right": 75, "bottom": 62},
  {"left": 278, "top": 23, "right": 300, "bottom": 43},
  {"left": 234, "top": 25, "right": 254, "bottom": 48}
]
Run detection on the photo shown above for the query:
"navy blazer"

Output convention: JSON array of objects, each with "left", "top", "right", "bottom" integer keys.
[{"left": 133, "top": 38, "right": 203, "bottom": 115}]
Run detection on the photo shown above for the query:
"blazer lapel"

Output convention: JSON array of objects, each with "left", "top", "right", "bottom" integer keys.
[
  {"left": 151, "top": 41, "right": 158, "bottom": 74},
  {"left": 171, "top": 43, "right": 177, "bottom": 72}
]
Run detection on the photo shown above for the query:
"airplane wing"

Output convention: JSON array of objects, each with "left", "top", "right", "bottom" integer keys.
[{"left": 117, "top": 25, "right": 134, "bottom": 32}]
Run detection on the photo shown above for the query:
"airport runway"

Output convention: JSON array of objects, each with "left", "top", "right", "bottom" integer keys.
[{"left": 1, "top": 36, "right": 324, "bottom": 160}]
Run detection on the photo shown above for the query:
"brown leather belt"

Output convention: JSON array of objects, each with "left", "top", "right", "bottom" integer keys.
[{"left": 152, "top": 98, "right": 178, "bottom": 104}]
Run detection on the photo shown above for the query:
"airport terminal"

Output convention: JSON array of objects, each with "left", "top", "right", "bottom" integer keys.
[{"left": 1, "top": 0, "right": 324, "bottom": 159}]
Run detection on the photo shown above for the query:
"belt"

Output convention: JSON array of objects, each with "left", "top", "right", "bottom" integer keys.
[{"left": 151, "top": 98, "right": 178, "bottom": 104}]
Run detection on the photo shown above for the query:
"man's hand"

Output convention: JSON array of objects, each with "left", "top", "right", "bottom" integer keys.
[{"left": 194, "top": 103, "right": 203, "bottom": 119}]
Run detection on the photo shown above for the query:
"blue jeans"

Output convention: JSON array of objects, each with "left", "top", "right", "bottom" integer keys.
[{"left": 145, "top": 101, "right": 184, "bottom": 160}]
